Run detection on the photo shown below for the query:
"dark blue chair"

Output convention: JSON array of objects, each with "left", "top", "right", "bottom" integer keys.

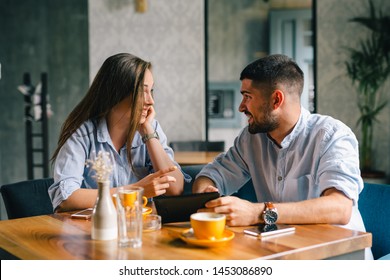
[
  {"left": 232, "top": 179, "right": 257, "bottom": 202},
  {"left": 0, "top": 178, "right": 54, "bottom": 219},
  {"left": 181, "top": 165, "right": 205, "bottom": 194},
  {"left": 358, "top": 182, "right": 390, "bottom": 260},
  {"left": 170, "top": 141, "right": 225, "bottom": 152},
  {"left": 0, "top": 178, "right": 53, "bottom": 259}
]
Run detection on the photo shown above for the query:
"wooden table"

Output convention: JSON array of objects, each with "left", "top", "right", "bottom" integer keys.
[
  {"left": 0, "top": 213, "right": 371, "bottom": 260},
  {"left": 174, "top": 151, "right": 221, "bottom": 165}
]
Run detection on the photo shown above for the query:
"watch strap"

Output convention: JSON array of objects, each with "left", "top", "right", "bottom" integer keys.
[
  {"left": 265, "top": 202, "right": 275, "bottom": 210},
  {"left": 142, "top": 131, "right": 159, "bottom": 143},
  {"left": 262, "top": 201, "right": 278, "bottom": 225}
]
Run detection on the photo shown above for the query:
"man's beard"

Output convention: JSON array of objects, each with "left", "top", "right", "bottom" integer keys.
[{"left": 247, "top": 106, "right": 278, "bottom": 134}]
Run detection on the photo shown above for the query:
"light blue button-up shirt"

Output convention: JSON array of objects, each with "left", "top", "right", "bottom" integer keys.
[
  {"left": 198, "top": 108, "right": 367, "bottom": 233},
  {"left": 48, "top": 118, "right": 189, "bottom": 210}
]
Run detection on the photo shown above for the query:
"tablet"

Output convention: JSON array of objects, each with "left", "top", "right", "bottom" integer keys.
[{"left": 153, "top": 192, "right": 220, "bottom": 224}]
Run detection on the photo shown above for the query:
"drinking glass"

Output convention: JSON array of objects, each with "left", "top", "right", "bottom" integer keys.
[{"left": 116, "top": 186, "right": 144, "bottom": 248}]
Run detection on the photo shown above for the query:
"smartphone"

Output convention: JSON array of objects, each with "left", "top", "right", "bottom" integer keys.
[
  {"left": 71, "top": 208, "right": 94, "bottom": 220},
  {"left": 244, "top": 224, "right": 295, "bottom": 238}
]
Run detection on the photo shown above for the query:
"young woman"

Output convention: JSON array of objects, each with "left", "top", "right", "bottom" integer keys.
[{"left": 49, "top": 53, "right": 187, "bottom": 212}]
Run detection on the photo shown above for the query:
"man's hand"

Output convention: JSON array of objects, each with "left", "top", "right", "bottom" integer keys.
[
  {"left": 201, "top": 196, "right": 262, "bottom": 226},
  {"left": 203, "top": 185, "right": 219, "bottom": 193},
  {"left": 192, "top": 176, "right": 218, "bottom": 193}
]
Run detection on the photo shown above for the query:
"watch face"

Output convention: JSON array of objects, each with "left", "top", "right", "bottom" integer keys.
[{"left": 264, "top": 210, "right": 278, "bottom": 224}]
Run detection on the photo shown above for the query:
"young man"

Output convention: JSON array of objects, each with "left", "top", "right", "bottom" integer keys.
[{"left": 193, "top": 54, "right": 371, "bottom": 258}]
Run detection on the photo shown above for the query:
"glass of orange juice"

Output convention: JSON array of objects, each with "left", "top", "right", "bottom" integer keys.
[{"left": 115, "top": 186, "right": 144, "bottom": 248}]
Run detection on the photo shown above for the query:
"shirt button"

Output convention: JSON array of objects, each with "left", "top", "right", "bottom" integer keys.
[{"left": 278, "top": 176, "right": 283, "bottom": 181}]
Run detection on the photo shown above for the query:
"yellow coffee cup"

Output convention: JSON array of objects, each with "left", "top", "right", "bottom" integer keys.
[
  {"left": 112, "top": 192, "right": 147, "bottom": 208},
  {"left": 190, "top": 212, "right": 226, "bottom": 240}
]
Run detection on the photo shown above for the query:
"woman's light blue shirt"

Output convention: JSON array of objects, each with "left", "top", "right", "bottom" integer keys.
[{"left": 48, "top": 118, "right": 189, "bottom": 210}]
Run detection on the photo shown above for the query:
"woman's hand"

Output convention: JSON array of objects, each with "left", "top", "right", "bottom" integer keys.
[
  {"left": 133, "top": 166, "right": 177, "bottom": 198},
  {"left": 139, "top": 106, "right": 156, "bottom": 135},
  {"left": 144, "top": 105, "right": 156, "bottom": 126}
]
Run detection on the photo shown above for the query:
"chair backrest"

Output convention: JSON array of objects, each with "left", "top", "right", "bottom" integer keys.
[
  {"left": 0, "top": 178, "right": 54, "bottom": 219},
  {"left": 232, "top": 179, "right": 257, "bottom": 202},
  {"left": 170, "top": 141, "right": 225, "bottom": 152},
  {"left": 358, "top": 182, "right": 390, "bottom": 259},
  {"left": 181, "top": 165, "right": 205, "bottom": 194}
]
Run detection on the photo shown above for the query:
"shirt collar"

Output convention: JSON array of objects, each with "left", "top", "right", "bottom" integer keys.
[
  {"left": 279, "top": 107, "right": 310, "bottom": 148},
  {"left": 96, "top": 118, "right": 143, "bottom": 148},
  {"left": 96, "top": 118, "right": 110, "bottom": 143}
]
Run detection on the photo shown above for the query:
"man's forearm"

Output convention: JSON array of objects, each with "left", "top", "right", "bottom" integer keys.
[{"left": 192, "top": 176, "right": 216, "bottom": 193}]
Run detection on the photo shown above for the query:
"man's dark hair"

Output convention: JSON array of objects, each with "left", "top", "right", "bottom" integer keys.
[{"left": 240, "top": 54, "right": 304, "bottom": 97}]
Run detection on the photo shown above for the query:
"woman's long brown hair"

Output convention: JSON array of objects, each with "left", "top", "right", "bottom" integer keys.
[{"left": 51, "top": 53, "right": 151, "bottom": 170}]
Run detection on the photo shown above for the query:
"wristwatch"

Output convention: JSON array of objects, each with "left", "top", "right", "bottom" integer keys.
[
  {"left": 262, "top": 202, "right": 278, "bottom": 225},
  {"left": 142, "top": 131, "right": 159, "bottom": 143}
]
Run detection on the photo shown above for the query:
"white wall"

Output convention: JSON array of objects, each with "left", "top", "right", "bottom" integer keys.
[{"left": 88, "top": 0, "right": 205, "bottom": 142}]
